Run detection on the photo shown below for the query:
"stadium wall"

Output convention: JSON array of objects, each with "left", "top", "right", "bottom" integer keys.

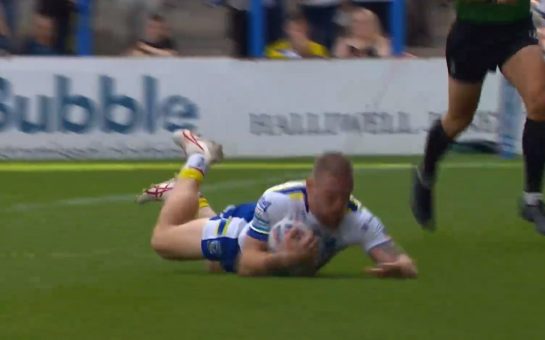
[{"left": 0, "top": 57, "right": 523, "bottom": 160}]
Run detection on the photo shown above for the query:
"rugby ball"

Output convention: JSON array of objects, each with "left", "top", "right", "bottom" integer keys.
[
  {"left": 267, "top": 216, "right": 317, "bottom": 276},
  {"left": 267, "top": 216, "right": 313, "bottom": 252}
]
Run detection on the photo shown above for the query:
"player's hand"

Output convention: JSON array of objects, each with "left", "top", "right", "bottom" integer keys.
[
  {"left": 282, "top": 227, "right": 319, "bottom": 266},
  {"left": 365, "top": 255, "right": 417, "bottom": 279}
]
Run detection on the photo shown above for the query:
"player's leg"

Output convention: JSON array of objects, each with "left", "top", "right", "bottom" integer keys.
[
  {"left": 412, "top": 78, "right": 483, "bottom": 230},
  {"left": 411, "top": 20, "right": 486, "bottom": 230},
  {"left": 428, "top": 78, "right": 484, "bottom": 173},
  {"left": 137, "top": 171, "right": 225, "bottom": 269},
  {"left": 501, "top": 44, "right": 545, "bottom": 234},
  {"left": 151, "top": 171, "right": 206, "bottom": 259},
  {"left": 423, "top": 77, "right": 484, "bottom": 178},
  {"left": 198, "top": 201, "right": 216, "bottom": 219},
  {"left": 136, "top": 178, "right": 217, "bottom": 218},
  {"left": 151, "top": 130, "right": 223, "bottom": 259}
]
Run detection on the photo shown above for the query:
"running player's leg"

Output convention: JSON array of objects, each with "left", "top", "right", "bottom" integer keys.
[
  {"left": 411, "top": 20, "right": 486, "bottom": 230},
  {"left": 423, "top": 77, "right": 483, "bottom": 179},
  {"left": 501, "top": 44, "right": 545, "bottom": 234},
  {"left": 151, "top": 131, "right": 223, "bottom": 259},
  {"left": 412, "top": 78, "right": 483, "bottom": 230}
]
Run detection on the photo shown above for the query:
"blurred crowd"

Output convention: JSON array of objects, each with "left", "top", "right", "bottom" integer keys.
[
  {"left": 533, "top": 0, "right": 545, "bottom": 50},
  {"left": 9, "top": 0, "right": 542, "bottom": 59},
  {"left": 224, "top": 0, "right": 400, "bottom": 59},
  {"left": 0, "top": 0, "right": 75, "bottom": 55},
  {"left": 264, "top": 8, "right": 394, "bottom": 59}
]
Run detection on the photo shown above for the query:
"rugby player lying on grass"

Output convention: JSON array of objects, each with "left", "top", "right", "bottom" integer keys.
[{"left": 142, "top": 130, "right": 417, "bottom": 278}]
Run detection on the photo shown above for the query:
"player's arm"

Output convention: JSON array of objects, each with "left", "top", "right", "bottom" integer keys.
[
  {"left": 367, "top": 240, "right": 417, "bottom": 279},
  {"left": 237, "top": 194, "right": 317, "bottom": 276},
  {"left": 357, "top": 211, "right": 418, "bottom": 278},
  {"left": 238, "top": 232, "right": 315, "bottom": 276}
]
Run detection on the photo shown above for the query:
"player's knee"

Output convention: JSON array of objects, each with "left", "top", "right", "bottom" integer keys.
[
  {"left": 150, "top": 231, "right": 176, "bottom": 260},
  {"left": 442, "top": 113, "right": 473, "bottom": 136},
  {"left": 525, "top": 92, "right": 545, "bottom": 121}
]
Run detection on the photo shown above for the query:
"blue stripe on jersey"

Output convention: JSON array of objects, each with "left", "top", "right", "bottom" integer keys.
[
  {"left": 217, "top": 219, "right": 227, "bottom": 235},
  {"left": 219, "top": 202, "right": 256, "bottom": 222},
  {"left": 247, "top": 227, "right": 269, "bottom": 242}
]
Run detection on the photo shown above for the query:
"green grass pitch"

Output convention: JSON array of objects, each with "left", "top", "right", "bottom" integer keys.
[{"left": 1, "top": 155, "right": 544, "bottom": 339}]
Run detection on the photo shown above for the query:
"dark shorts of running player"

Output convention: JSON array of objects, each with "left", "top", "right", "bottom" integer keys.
[{"left": 446, "top": 16, "right": 538, "bottom": 83}]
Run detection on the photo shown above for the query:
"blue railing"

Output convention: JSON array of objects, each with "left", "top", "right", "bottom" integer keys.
[
  {"left": 248, "top": 0, "right": 265, "bottom": 58},
  {"left": 390, "top": 0, "right": 405, "bottom": 56},
  {"left": 76, "top": 0, "right": 93, "bottom": 56}
]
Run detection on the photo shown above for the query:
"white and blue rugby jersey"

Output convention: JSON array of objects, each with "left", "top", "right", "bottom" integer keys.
[{"left": 238, "top": 181, "right": 391, "bottom": 270}]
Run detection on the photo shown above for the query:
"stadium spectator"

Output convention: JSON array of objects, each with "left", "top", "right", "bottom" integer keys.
[
  {"left": 537, "top": 27, "right": 545, "bottom": 51},
  {"left": 0, "top": 5, "right": 11, "bottom": 55},
  {"left": 344, "top": 0, "right": 434, "bottom": 48},
  {"left": 405, "top": 0, "right": 433, "bottom": 47},
  {"left": 0, "top": 0, "right": 16, "bottom": 38},
  {"left": 532, "top": 0, "right": 545, "bottom": 51},
  {"left": 125, "top": 0, "right": 164, "bottom": 46},
  {"left": 299, "top": 0, "right": 342, "bottom": 50},
  {"left": 266, "top": 13, "right": 328, "bottom": 59},
  {"left": 351, "top": 0, "right": 390, "bottom": 36},
  {"left": 225, "top": 0, "right": 284, "bottom": 58},
  {"left": 333, "top": 0, "right": 355, "bottom": 37},
  {"left": 127, "top": 14, "right": 178, "bottom": 57},
  {"left": 36, "top": 0, "right": 75, "bottom": 54},
  {"left": 333, "top": 8, "right": 390, "bottom": 58},
  {"left": 532, "top": 0, "right": 545, "bottom": 28},
  {"left": 20, "top": 13, "right": 58, "bottom": 56}
]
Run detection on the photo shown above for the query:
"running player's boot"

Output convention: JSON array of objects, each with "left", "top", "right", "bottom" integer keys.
[
  {"left": 520, "top": 199, "right": 545, "bottom": 236},
  {"left": 410, "top": 166, "right": 435, "bottom": 231},
  {"left": 172, "top": 129, "right": 223, "bottom": 164}
]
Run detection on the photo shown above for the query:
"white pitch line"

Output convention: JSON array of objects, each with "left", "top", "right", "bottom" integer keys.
[
  {"left": 5, "top": 194, "right": 137, "bottom": 212},
  {"left": 1, "top": 163, "right": 518, "bottom": 212},
  {"left": 3, "top": 171, "right": 307, "bottom": 213},
  {"left": 0, "top": 160, "right": 523, "bottom": 172}
]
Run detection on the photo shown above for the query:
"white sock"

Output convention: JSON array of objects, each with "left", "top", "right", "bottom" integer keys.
[
  {"left": 524, "top": 192, "right": 543, "bottom": 206},
  {"left": 184, "top": 154, "right": 207, "bottom": 174}
]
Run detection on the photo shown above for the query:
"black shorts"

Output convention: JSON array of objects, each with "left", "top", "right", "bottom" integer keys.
[{"left": 445, "top": 16, "right": 539, "bottom": 83}]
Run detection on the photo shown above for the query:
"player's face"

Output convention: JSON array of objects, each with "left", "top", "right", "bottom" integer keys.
[{"left": 307, "top": 175, "right": 352, "bottom": 229}]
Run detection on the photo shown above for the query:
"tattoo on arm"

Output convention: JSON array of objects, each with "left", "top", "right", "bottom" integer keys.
[{"left": 372, "top": 241, "right": 403, "bottom": 262}]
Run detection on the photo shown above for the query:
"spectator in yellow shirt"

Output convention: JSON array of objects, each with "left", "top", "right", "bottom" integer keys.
[{"left": 266, "top": 13, "right": 329, "bottom": 59}]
